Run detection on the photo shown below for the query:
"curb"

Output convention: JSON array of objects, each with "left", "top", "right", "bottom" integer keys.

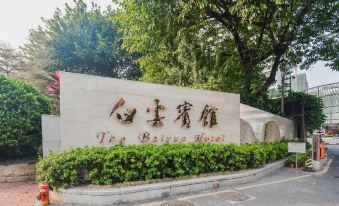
[
  {"left": 57, "top": 159, "right": 287, "bottom": 205},
  {"left": 315, "top": 158, "right": 332, "bottom": 175}
]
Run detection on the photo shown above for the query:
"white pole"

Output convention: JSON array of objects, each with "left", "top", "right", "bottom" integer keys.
[{"left": 295, "top": 152, "right": 298, "bottom": 173}]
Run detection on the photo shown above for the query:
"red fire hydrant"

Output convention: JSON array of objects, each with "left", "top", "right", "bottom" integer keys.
[{"left": 39, "top": 183, "right": 49, "bottom": 205}]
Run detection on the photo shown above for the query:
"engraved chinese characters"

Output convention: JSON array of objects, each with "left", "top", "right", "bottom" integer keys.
[
  {"left": 109, "top": 98, "right": 218, "bottom": 128},
  {"left": 109, "top": 98, "right": 137, "bottom": 124},
  {"left": 100, "top": 98, "right": 221, "bottom": 144},
  {"left": 147, "top": 99, "right": 166, "bottom": 127},
  {"left": 175, "top": 101, "right": 193, "bottom": 128},
  {"left": 199, "top": 105, "right": 218, "bottom": 128}
]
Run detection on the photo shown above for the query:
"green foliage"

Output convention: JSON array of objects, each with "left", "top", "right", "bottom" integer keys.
[
  {"left": 242, "top": 91, "right": 326, "bottom": 130},
  {"left": 0, "top": 75, "right": 52, "bottom": 158},
  {"left": 241, "top": 94, "right": 282, "bottom": 115},
  {"left": 37, "top": 142, "right": 287, "bottom": 189},
  {"left": 116, "top": 0, "right": 338, "bottom": 98},
  {"left": 287, "top": 92, "right": 326, "bottom": 132},
  {"left": 0, "top": 42, "right": 26, "bottom": 76},
  {"left": 22, "top": 0, "right": 141, "bottom": 80}
]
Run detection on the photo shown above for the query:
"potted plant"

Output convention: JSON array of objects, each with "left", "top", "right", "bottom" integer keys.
[
  {"left": 288, "top": 155, "right": 296, "bottom": 168},
  {"left": 288, "top": 153, "right": 308, "bottom": 168}
]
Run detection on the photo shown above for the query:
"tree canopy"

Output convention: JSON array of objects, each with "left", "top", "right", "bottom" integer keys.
[
  {"left": 23, "top": 0, "right": 141, "bottom": 80},
  {"left": 116, "top": 0, "right": 338, "bottom": 99},
  {"left": 0, "top": 43, "right": 25, "bottom": 76}
]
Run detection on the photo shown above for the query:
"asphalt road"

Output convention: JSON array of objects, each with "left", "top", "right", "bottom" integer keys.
[{"left": 140, "top": 145, "right": 339, "bottom": 206}]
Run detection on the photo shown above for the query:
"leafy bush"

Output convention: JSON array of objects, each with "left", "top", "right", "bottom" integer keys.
[
  {"left": 37, "top": 142, "right": 288, "bottom": 189},
  {"left": 287, "top": 92, "right": 326, "bottom": 132},
  {"left": 0, "top": 75, "right": 52, "bottom": 158}
]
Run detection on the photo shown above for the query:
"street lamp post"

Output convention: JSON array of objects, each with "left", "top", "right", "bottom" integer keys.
[{"left": 281, "top": 70, "right": 294, "bottom": 115}]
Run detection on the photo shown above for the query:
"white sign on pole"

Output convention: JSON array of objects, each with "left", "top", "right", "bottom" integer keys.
[{"left": 288, "top": 142, "right": 306, "bottom": 153}]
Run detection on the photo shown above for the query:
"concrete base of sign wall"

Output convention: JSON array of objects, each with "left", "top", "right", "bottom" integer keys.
[{"left": 56, "top": 159, "right": 287, "bottom": 206}]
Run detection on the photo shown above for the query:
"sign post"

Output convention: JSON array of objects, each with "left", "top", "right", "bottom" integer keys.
[{"left": 288, "top": 142, "right": 306, "bottom": 173}]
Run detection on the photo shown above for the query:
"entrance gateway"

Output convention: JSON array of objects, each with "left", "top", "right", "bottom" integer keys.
[{"left": 42, "top": 72, "right": 294, "bottom": 154}]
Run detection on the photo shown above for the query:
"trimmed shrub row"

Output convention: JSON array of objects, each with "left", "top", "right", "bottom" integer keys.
[{"left": 37, "top": 142, "right": 288, "bottom": 189}]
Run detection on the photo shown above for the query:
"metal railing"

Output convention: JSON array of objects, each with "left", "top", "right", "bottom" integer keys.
[
  {"left": 306, "top": 82, "right": 339, "bottom": 124},
  {"left": 306, "top": 82, "right": 339, "bottom": 97}
]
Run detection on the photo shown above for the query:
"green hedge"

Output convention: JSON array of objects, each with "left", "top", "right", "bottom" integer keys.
[
  {"left": 0, "top": 75, "right": 52, "bottom": 158},
  {"left": 37, "top": 142, "right": 287, "bottom": 189}
]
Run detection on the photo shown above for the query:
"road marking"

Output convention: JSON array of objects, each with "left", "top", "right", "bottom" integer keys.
[
  {"left": 178, "top": 191, "right": 229, "bottom": 201},
  {"left": 138, "top": 199, "right": 196, "bottom": 206},
  {"left": 235, "top": 174, "right": 311, "bottom": 190}
]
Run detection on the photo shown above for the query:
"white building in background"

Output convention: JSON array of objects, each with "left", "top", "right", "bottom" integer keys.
[
  {"left": 291, "top": 72, "right": 308, "bottom": 92},
  {"left": 267, "top": 68, "right": 309, "bottom": 98}
]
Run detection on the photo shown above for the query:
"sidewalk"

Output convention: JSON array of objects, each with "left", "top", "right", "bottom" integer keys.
[{"left": 0, "top": 181, "right": 37, "bottom": 206}]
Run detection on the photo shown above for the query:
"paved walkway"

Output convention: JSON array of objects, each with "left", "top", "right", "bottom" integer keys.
[
  {"left": 139, "top": 145, "right": 339, "bottom": 206},
  {"left": 0, "top": 181, "right": 37, "bottom": 206}
]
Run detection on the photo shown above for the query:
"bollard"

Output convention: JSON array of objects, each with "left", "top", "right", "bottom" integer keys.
[
  {"left": 305, "top": 158, "right": 313, "bottom": 168},
  {"left": 39, "top": 183, "right": 49, "bottom": 205},
  {"left": 320, "top": 142, "right": 325, "bottom": 159}
]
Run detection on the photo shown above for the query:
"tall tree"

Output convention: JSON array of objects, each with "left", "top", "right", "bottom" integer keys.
[
  {"left": 21, "top": 26, "right": 54, "bottom": 71},
  {"left": 116, "top": 0, "right": 338, "bottom": 98},
  {"left": 19, "top": 27, "right": 52, "bottom": 90},
  {"left": 23, "top": 0, "right": 141, "bottom": 80},
  {"left": 0, "top": 43, "right": 25, "bottom": 76}
]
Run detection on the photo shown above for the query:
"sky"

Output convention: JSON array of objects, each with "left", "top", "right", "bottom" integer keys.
[
  {"left": 0, "top": 0, "right": 113, "bottom": 47},
  {"left": 0, "top": 0, "right": 338, "bottom": 88}
]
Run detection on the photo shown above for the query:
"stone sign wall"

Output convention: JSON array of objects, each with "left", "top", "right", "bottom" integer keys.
[
  {"left": 240, "top": 104, "right": 294, "bottom": 143},
  {"left": 59, "top": 72, "right": 240, "bottom": 150}
]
